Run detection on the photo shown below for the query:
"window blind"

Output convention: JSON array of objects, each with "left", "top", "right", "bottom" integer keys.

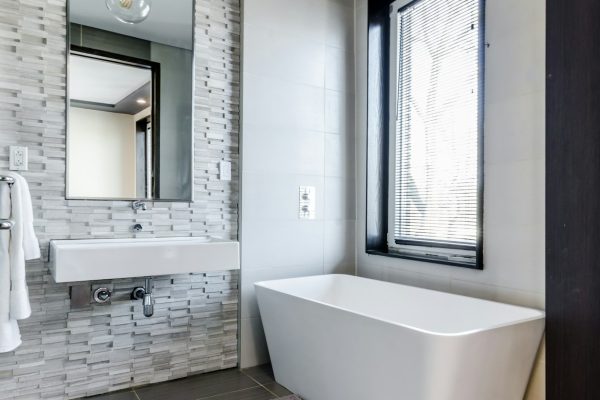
[{"left": 390, "top": 0, "right": 481, "bottom": 265}]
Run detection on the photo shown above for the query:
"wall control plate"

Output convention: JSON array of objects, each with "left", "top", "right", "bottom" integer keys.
[
  {"left": 299, "top": 186, "right": 316, "bottom": 220},
  {"left": 9, "top": 146, "right": 28, "bottom": 171}
]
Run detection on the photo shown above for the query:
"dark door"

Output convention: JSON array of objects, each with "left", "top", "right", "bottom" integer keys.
[{"left": 547, "top": 0, "right": 600, "bottom": 398}]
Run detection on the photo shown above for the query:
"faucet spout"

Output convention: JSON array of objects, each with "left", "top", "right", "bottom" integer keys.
[{"left": 132, "top": 200, "right": 147, "bottom": 211}]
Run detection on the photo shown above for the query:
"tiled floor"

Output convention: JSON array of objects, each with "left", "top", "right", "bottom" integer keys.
[{"left": 87, "top": 365, "right": 293, "bottom": 400}]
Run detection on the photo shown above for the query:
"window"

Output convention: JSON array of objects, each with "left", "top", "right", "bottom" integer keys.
[{"left": 387, "top": 0, "right": 483, "bottom": 268}]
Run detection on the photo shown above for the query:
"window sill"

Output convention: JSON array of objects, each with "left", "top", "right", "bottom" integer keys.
[{"left": 365, "top": 249, "right": 483, "bottom": 270}]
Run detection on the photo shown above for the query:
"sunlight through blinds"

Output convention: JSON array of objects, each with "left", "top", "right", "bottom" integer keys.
[{"left": 390, "top": 0, "right": 481, "bottom": 264}]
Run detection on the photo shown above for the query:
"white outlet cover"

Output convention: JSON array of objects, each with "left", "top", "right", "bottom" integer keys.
[
  {"left": 219, "top": 160, "right": 231, "bottom": 181},
  {"left": 9, "top": 146, "right": 28, "bottom": 171}
]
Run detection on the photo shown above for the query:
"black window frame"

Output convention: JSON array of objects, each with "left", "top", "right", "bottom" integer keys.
[{"left": 365, "top": 0, "right": 486, "bottom": 270}]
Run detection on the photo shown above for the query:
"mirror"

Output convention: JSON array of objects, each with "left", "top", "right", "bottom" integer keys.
[{"left": 67, "top": 0, "right": 194, "bottom": 201}]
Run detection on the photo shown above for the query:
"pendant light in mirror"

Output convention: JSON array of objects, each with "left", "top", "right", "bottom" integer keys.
[{"left": 105, "top": 0, "right": 152, "bottom": 24}]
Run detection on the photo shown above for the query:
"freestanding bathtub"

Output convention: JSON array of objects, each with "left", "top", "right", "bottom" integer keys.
[{"left": 255, "top": 274, "right": 544, "bottom": 400}]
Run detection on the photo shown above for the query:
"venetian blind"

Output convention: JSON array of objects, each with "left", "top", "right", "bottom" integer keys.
[{"left": 391, "top": 0, "right": 481, "bottom": 259}]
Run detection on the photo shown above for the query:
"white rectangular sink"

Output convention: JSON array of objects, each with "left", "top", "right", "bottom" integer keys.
[{"left": 49, "top": 237, "right": 240, "bottom": 283}]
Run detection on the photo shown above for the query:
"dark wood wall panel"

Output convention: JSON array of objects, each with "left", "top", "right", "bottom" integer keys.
[{"left": 546, "top": 0, "right": 600, "bottom": 398}]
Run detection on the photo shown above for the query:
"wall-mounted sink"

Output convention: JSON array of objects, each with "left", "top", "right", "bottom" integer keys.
[{"left": 49, "top": 237, "right": 240, "bottom": 283}]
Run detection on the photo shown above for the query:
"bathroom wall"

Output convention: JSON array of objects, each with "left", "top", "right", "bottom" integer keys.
[
  {"left": 0, "top": 0, "right": 240, "bottom": 398},
  {"left": 355, "top": 0, "right": 545, "bottom": 397},
  {"left": 240, "top": 0, "right": 356, "bottom": 368}
]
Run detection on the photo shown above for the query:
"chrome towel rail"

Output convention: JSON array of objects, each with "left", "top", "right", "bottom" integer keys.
[
  {"left": 0, "top": 175, "right": 15, "bottom": 230},
  {"left": 0, "top": 220, "right": 13, "bottom": 230},
  {"left": 0, "top": 176, "right": 14, "bottom": 185}
]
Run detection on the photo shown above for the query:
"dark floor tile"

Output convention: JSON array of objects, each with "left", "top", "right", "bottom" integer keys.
[
  {"left": 198, "top": 387, "right": 275, "bottom": 400},
  {"left": 135, "top": 369, "right": 258, "bottom": 400},
  {"left": 241, "top": 364, "right": 275, "bottom": 384},
  {"left": 262, "top": 382, "right": 292, "bottom": 397},
  {"left": 86, "top": 390, "right": 138, "bottom": 400}
]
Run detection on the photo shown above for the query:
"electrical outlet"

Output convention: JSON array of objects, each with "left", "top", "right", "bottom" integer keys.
[
  {"left": 9, "top": 146, "right": 28, "bottom": 171},
  {"left": 219, "top": 160, "right": 231, "bottom": 181}
]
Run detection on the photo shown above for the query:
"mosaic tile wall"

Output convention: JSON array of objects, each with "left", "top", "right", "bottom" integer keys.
[{"left": 0, "top": 0, "right": 241, "bottom": 398}]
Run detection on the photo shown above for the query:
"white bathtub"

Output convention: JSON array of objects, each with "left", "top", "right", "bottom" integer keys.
[{"left": 255, "top": 274, "right": 544, "bottom": 400}]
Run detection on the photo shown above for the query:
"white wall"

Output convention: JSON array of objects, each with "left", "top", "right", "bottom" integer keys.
[
  {"left": 68, "top": 107, "right": 136, "bottom": 198},
  {"left": 355, "top": 0, "right": 545, "bottom": 396},
  {"left": 240, "top": 0, "right": 356, "bottom": 368}
]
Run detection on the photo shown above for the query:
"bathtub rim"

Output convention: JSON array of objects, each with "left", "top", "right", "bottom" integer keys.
[{"left": 255, "top": 274, "right": 545, "bottom": 338}]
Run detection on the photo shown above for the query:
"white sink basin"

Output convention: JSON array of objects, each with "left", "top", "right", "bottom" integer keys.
[{"left": 49, "top": 237, "right": 240, "bottom": 283}]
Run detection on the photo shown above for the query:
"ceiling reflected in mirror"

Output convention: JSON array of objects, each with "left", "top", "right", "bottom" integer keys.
[
  {"left": 70, "top": 55, "right": 152, "bottom": 115},
  {"left": 69, "top": 0, "right": 193, "bottom": 50}
]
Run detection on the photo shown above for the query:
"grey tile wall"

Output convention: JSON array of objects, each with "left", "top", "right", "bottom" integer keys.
[{"left": 0, "top": 0, "right": 241, "bottom": 398}]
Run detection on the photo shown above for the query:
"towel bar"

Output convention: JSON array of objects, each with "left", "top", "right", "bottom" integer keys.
[
  {"left": 0, "top": 220, "right": 13, "bottom": 230},
  {"left": 0, "top": 175, "right": 15, "bottom": 231},
  {"left": 0, "top": 176, "right": 14, "bottom": 185},
  {"left": 0, "top": 176, "right": 15, "bottom": 230}
]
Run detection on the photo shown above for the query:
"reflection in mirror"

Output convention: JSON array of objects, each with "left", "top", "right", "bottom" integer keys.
[
  {"left": 67, "top": 0, "right": 194, "bottom": 201},
  {"left": 69, "top": 52, "right": 156, "bottom": 199}
]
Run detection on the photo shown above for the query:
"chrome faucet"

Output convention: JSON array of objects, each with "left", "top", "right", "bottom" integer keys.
[{"left": 132, "top": 200, "right": 147, "bottom": 211}]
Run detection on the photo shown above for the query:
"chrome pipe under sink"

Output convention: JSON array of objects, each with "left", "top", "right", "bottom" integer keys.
[{"left": 142, "top": 277, "right": 154, "bottom": 318}]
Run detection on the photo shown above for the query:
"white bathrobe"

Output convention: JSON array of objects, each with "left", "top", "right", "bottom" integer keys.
[{"left": 0, "top": 173, "right": 40, "bottom": 353}]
